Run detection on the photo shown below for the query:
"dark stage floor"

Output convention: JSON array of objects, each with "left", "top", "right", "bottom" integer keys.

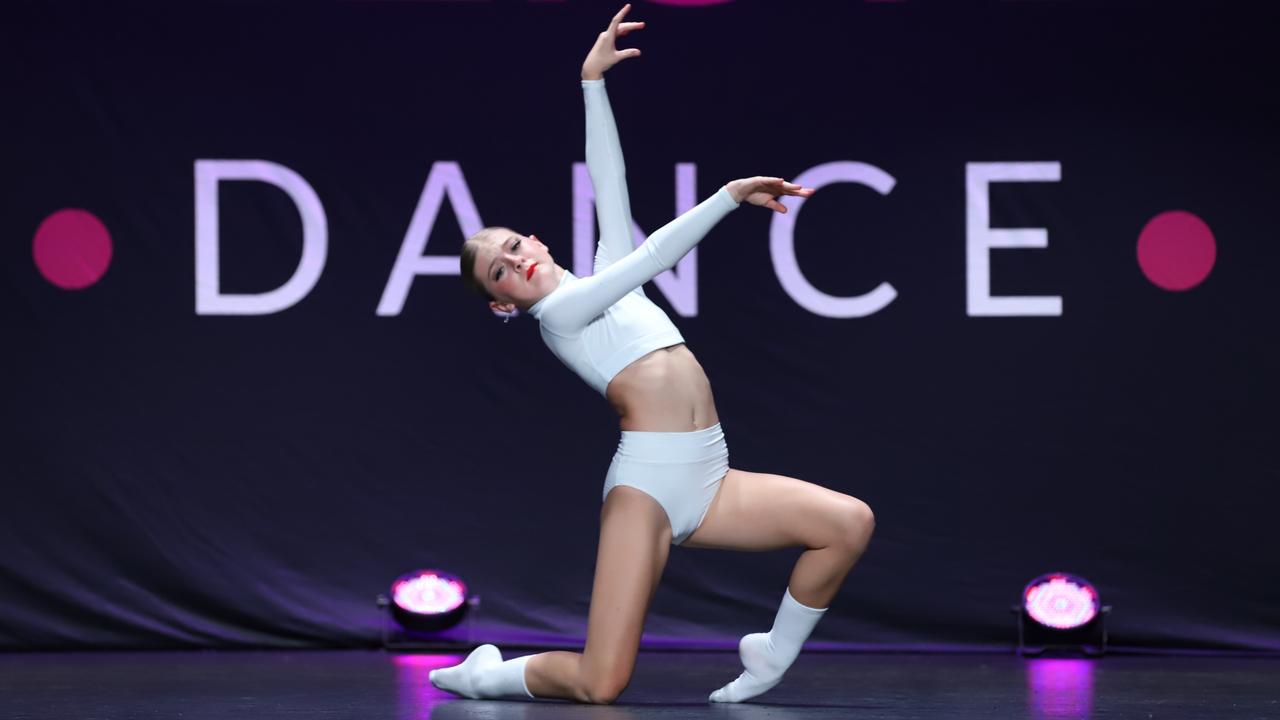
[{"left": 2, "top": 649, "right": 1277, "bottom": 719}]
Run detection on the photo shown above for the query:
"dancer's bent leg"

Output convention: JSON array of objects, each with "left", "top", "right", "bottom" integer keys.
[
  {"left": 524, "top": 486, "right": 672, "bottom": 703},
  {"left": 683, "top": 468, "right": 875, "bottom": 703}
]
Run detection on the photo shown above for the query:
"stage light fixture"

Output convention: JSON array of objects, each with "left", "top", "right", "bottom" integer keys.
[
  {"left": 388, "top": 569, "right": 470, "bottom": 633},
  {"left": 1025, "top": 573, "right": 1098, "bottom": 629},
  {"left": 1013, "top": 572, "right": 1111, "bottom": 656}
]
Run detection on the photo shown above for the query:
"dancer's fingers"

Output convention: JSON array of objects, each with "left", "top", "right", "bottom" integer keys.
[
  {"left": 773, "top": 179, "right": 814, "bottom": 197},
  {"left": 617, "top": 21, "right": 645, "bottom": 37},
  {"left": 608, "top": 4, "right": 632, "bottom": 35}
]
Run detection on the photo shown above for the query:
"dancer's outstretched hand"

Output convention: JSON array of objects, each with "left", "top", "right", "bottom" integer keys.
[
  {"left": 582, "top": 4, "right": 645, "bottom": 81},
  {"left": 725, "top": 177, "right": 816, "bottom": 213}
]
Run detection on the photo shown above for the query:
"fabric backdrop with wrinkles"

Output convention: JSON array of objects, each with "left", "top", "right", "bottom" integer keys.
[{"left": 2, "top": 1, "right": 1276, "bottom": 651}]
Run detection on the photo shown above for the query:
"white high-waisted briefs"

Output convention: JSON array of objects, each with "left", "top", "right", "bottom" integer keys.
[{"left": 602, "top": 422, "right": 730, "bottom": 545}]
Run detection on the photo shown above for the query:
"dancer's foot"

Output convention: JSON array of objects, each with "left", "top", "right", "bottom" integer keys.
[
  {"left": 430, "top": 644, "right": 504, "bottom": 699},
  {"left": 709, "top": 588, "right": 827, "bottom": 703},
  {"left": 708, "top": 632, "right": 789, "bottom": 703}
]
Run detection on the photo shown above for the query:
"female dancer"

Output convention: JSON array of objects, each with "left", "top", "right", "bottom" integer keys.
[{"left": 432, "top": 4, "right": 875, "bottom": 705}]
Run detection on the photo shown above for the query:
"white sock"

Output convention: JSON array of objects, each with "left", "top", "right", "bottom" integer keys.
[
  {"left": 709, "top": 587, "right": 827, "bottom": 703},
  {"left": 428, "top": 644, "right": 535, "bottom": 700}
]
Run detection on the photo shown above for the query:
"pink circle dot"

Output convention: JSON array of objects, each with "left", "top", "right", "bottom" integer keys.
[
  {"left": 1136, "top": 210, "right": 1215, "bottom": 291},
  {"left": 33, "top": 209, "right": 113, "bottom": 290}
]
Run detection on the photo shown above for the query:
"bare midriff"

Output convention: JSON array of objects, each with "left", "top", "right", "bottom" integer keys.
[{"left": 606, "top": 344, "right": 720, "bottom": 432}]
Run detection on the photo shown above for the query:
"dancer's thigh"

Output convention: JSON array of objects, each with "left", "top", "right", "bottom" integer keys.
[
  {"left": 580, "top": 486, "right": 672, "bottom": 693},
  {"left": 683, "top": 468, "right": 871, "bottom": 551}
]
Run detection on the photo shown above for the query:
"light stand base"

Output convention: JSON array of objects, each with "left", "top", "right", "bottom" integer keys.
[
  {"left": 376, "top": 594, "right": 482, "bottom": 651},
  {"left": 1012, "top": 605, "right": 1111, "bottom": 656}
]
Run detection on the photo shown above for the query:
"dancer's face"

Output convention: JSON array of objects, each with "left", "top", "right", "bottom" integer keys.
[{"left": 473, "top": 231, "right": 557, "bottom": 312}]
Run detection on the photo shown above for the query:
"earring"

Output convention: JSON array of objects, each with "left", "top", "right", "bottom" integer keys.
[{"left": 503, "top": 314, "right": 511, "bottom": 324}]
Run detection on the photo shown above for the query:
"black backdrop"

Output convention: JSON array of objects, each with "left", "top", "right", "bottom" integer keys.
[{"left": 3, "top": 0, "right": 1277, "bottom": 651}]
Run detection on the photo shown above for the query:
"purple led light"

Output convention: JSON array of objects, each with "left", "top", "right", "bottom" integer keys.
[
  {"left": 392, "top": 571, "right": 467, "bottom": 615},
  {"left": 1024, "top": 574, "right": 1098, "bottom": 630}
]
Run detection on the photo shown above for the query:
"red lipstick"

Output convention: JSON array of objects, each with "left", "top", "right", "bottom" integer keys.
[{"left": 526, "top": 263, "right": 538, "bottom": 281}]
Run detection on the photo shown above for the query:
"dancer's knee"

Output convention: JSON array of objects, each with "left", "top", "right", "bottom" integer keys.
[
  {"left": 575, "top": 674, "right": 628, "bottom": 705},
  {"left": 833, "top": 496, "right": 875, "bottom": 552},
  {"left": 573, "top": 659, "right": 632, "bottom": 705}
]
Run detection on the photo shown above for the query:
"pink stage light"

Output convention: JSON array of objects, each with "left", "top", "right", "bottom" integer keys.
[
  {"left": 390, "top": 570, "right": 470, "bottom": 633},
  {"left": 393, "top": 571, "right": 467, "bottom": 615},
  {"left": 1023, "top": 574, "right": 1099, "bottom": 630}
]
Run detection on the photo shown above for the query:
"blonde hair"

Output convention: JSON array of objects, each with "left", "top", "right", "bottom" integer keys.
[{"left": 460, "top": 226, "right": 513, "bottom": 302}]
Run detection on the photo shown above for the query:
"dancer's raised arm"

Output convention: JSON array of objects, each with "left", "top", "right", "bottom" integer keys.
[
  {"left": 582, "top": 5, "right": 645, "bottom": 279},
  {"left": 531, "top": 178, "right": 815, "bottom": 334}
]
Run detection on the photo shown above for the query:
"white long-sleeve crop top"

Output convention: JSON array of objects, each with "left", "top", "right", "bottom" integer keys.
[{"left": 527, "top": 78, "right": 740, "bottom": 396}]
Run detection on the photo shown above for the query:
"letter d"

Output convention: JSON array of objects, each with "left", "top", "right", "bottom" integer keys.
[{"left": 194, "top": 159, "right": 328, "bottom": 315}]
